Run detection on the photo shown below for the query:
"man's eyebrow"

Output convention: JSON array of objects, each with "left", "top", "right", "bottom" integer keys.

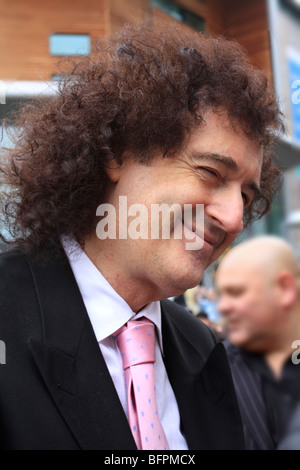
[
  {"left": 248, "top": 181, "right": 261, "bottom": 195},
  {"left": 190, "top": 151, "right": 261, "bottom": 194},
  {"left": 190, "top": 151, "right": 239, "bottom": 170}
]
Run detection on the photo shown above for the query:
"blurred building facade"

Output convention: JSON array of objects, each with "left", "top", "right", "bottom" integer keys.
[
  {"left": 0, "top": 0, "right": 273, "bottom": 81},
  {"left": 0, "top": 0, "right": 300, "bottom": 253}
]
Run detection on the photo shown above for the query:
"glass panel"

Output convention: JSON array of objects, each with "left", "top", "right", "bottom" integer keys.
[
  {"left": 151, "top": 0, "right": 205, "bottom": 32},
  {"left": 49, "top": 33, "right": 90, "bottom": 56}
]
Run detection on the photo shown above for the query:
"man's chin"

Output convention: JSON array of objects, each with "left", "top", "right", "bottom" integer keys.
[
  {"left": 170, "top": 266, "right": 204, "bottom": 295},
  {"left": 229, "top": 334, "right": 255, "bottom": 351}
]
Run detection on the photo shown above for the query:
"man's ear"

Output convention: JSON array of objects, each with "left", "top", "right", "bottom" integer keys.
[
  {"left": 276, "top": 271, "right": 297, "bottom": 309},
  {"left": 105, "top": 160, "right": 123, "bottom": 183}
]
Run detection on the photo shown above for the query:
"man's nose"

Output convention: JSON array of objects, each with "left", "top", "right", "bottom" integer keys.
[{"left": 206, "top": 188, "right": 244, "bottom": 236}]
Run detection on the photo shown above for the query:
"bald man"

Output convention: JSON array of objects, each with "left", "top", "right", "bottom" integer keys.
[{"left": 216, "top": 236, "right": 300, "bottom": 450}]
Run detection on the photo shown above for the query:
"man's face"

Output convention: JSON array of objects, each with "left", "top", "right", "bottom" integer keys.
[
  {"left": 104, "top": 112, "right": 263, "bottom": 301},
  {"left": 216, "top": 263, "right": 280, "bottom": 351}
]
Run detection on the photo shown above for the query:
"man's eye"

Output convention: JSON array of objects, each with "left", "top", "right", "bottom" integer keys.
[
  {"left": 228, "top": 288, "right": 245, "bottom": 297},
  {"left": 242, "top": 193, "right": 248, "bottom": 204},
  {"left": 242, "top": 193, "right": 251, "bottom": 207},
  {"left": 200, "top": 167, "right": 219, "bottom": 178}
]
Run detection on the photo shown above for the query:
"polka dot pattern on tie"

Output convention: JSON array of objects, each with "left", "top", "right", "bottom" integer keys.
[{"left": 114, "top": 318, "right": 169, "bottom": 451}]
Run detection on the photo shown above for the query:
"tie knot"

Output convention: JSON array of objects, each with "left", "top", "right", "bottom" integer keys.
[{"left": 114, "top": 319, "right": 156, "bottom": 370}]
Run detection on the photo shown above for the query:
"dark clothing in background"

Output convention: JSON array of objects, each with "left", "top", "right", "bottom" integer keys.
[{"left": 224, "top": 340, "right": 300, "bottom": 450}]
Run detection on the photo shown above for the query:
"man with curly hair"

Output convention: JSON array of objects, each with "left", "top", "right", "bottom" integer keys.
[{"left": 0, "top": 22, "right": 283, "bottom": 450}]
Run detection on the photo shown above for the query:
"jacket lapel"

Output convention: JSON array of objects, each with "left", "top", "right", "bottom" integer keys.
[
  {"left": 161, "top": 300, "right": 245, "bottom": 450},
  {"left": 27, "top": 249, "right": 136, "bottom": 450}
]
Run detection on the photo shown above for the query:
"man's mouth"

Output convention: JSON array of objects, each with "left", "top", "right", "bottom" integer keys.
[
  {"left": 204, "top": 233, "right": 223, "bottom": 248},
  {"left": 183, "top": 222, "right": 224, "bottom": 251},
  {"left": 171, "top": 206, "right": 226, "bottom": 252}
]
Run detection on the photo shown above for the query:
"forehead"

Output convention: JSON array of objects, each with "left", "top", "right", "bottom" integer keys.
[
  {"left": 184, "top": 113, "right": 263, "bottom": 175},
  {"left": 216, "top": 261, "right": 264, "bottom": 291},
  {"left": 217, "top": 263, "right": 247, "bottom": 286}
]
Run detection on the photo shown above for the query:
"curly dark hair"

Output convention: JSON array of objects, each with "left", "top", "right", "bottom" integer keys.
[{"left": 0, "top": 21, "right": 284, "bottom": 253}]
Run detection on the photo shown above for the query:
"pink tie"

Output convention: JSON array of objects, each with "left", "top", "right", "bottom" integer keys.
[{"left": 114, "top": 318, "right": 169, "bottom": 450}]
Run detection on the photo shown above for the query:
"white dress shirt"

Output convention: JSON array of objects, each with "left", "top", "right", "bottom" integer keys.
[{"left": 62, "top": 238, "right": 188, "bottom": 450}]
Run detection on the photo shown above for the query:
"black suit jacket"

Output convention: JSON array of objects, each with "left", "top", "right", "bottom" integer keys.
[{"left": 0, "top": 247, "right": 245, "bottom": 450}]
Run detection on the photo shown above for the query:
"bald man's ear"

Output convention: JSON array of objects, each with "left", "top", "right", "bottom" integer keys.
[{"left": 276, "top": 271, "right": 298, "bottom": 309}]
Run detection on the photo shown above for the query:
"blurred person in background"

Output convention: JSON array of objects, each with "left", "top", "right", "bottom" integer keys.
[
  {"left": 196, "top": 312, "right": 225, "bottom": 342},
  {"left": 196, "top": 285, "right": 220, "bottom": 322},
  {"left": 277, "top": 403, "right": 300, "bottom": 450},
  {"left": 216, "top": 236, "right": 300, "bottom": 450},
  {"left": 0, "top": 21, "right": 283, "bottom": 450}
]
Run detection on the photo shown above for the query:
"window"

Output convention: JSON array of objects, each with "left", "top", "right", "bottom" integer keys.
[
  {"left": 151, "top": 0, "right": 205, "bottom": 32},
  {"left": 49, "top": 33, "right": 91, "bottom": 56},
  {"left": 280, "top": 0, "right": 300, "bottom": 18}
]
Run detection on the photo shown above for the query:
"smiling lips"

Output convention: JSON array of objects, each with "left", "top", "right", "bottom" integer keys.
[
  {"left": 182, "top": 209, "right": 225, "bottom": 247},
  {"left": 182, "top": 224, "right": 224, "bottom": 255}
]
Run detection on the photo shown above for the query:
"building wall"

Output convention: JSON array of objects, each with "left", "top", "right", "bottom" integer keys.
[
  {"left": 0, "top": 0, "right": 272, "bottom": 81},
  {"left": 174, "top": 0, "right": 272, "bottom": 80},
  {"left": 109, "top": 0, "right": 149, "bottom": 34},
  {"left": 222, "top": 0, "right": 272, "bottom": 82},
  {"left": 0, "top": 0, "right": 108, "bottom": 80},
  {"left": 0, "top": 0, "right": 149, "bottom": 81}
]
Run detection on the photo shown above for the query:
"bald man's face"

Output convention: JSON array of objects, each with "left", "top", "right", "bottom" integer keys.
[{"left": 216, "top": 262, "right": 283, "bottom": 352}]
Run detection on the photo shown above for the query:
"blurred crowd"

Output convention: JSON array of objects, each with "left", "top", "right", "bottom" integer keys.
[{"left": 173, "top": 284, "right": 225, "bottom": 342}]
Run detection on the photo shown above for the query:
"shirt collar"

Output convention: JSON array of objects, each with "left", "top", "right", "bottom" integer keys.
[{"left": 61, "top": 237, "right": 163, "bottom": 351}]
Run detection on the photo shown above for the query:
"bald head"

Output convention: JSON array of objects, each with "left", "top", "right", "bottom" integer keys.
[
  {"left": 216, "top": 236, "right": 300, "bottom": 352},
  {"left": 219, "top": 236, "right": 300, "bottom": 284}
]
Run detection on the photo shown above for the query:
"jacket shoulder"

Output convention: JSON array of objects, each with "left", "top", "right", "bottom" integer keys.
[
  {"left": 160, "top": 298, "right": 216, "bottom": 352},
  {"left": 0, "top": 247, "right": 32, "bottom": 286},
  {"left": 0, "top": 247, "right": 42, "bottom": 340}
]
